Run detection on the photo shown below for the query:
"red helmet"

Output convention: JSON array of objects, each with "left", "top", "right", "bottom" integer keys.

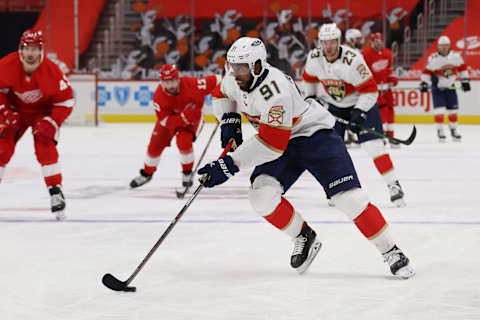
[
  {"left": 160, "top": 64, "right": 179, "bottom": 81},
  {"left": 370, "top": 32, "right": 383, "bottom": 42},
  {"left": 19, "top": 29, "right": 44, "bottom": 48}
]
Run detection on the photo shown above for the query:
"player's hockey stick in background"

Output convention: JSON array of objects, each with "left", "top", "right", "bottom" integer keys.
[
  {"left": 335, "top": 117, "right": 417, "bottom": 146},
  {"left": 102, "top": 141, "right": 233, "bottom": 292},
  {"left": 176, "top": 122, "right": 220, "bottom": 199}
]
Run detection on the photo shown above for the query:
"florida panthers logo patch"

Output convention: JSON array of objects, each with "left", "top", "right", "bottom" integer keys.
[
  {"left": 268, "top": 106, "right": 284, "bottom": 125},
  {"left": 322, "top": 80, "right": 346, "bottom": 102},
  {"left": 441, "top": 65, "right": 455, "bottom": 77}
]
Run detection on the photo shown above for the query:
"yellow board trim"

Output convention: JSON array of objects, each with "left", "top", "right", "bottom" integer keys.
[
  {"left": 99, "top": 114, "right": 480, "bottom": 124},
  {"left": 395, "top": 115, "right": 480, "bottom": 124}
]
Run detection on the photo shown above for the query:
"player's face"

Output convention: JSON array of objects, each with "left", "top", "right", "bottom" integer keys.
[
  {"left": 20, "top": 45, "right": 42, "bottom": 73},
  {"left": 320, "top": 39, "right": 339, "bottom": 61},
  {"left": 352, "top": 38, "right": 362, "bottom": 49},
  {"left": 438, "top": 44, "right": 450, "bottom": 56},
  {"left": 161, "top": 79, "right": 180, "bottom": 95},
  {"left": 228, "top": 63, "right": 252, "bottom": 90},
  {"left": 372, "top": 38, "right": 384, "bottom": 51}
]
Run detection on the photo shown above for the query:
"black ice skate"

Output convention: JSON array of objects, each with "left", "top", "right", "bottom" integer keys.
[
  {"left": 450, "top": 128, "right": 462, "bottom": 142},
  {"left": 182, "top": 170, "right": 193, "bottom": 187},
  {"left": 291, "top": 224, "right": 322, "bottom": 274},
  {"left": 49, "top": 185, "right": 66, "bottom": 221},
  {"left": 437, "top": 129, "right": 446, "bottom": 143},
  {"left": 388, "top": 180, "right": 406, "bottom": 207},
  {"left": 383, "top": 245, "right": 415, "bottom": 279},
  {"left": 130, "top": 169, "right": 152, "bottom": 188}
]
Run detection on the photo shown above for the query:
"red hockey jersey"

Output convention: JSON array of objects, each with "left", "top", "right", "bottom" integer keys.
[
  {"left": 153, "top": 75, "right": 220, "bottom": 124},
  {"left": 362, "top": 47, "right": 398, "bottom": 107},
  {"left": 0, "top": 52, "right": 73, "bottom": 126}
]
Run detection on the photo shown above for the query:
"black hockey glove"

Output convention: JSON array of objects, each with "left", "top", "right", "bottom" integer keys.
[
  {"left": 220, "top": 112, "right": 243, "bottom": 151},
  {"left": 197, "top": 155, "right": 239, "bottom": 188},
  {"left": 349, "top": 108, "right": 367, "bottom": 134},
  {"left": 419, "top": 81, "right": 429, "bottom": 93},
  {"left": 461, "top": 79, "right": 471, "bottom": 92}
]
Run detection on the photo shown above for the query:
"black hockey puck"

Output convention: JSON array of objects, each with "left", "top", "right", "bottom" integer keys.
[{"left": 124, "top": 286, "right": 136, "bottom": 292}]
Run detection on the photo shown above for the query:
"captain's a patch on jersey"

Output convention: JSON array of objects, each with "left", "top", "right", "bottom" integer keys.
[{"left": 268, "top": 106, "right": 285, "bottom": 125}]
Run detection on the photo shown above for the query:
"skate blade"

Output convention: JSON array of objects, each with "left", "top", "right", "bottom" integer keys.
[
  {"left": 54, "top": 210, "right": 66, "bottom": 221},
  {"left": 296, "top": 241, "right": 322, "bottom": 275},
  {"left": 392, "top": 198, "right": 406, "bottom": 208},
  {"left": 393, "top": 264, "right": 415, "bottom": 279}
]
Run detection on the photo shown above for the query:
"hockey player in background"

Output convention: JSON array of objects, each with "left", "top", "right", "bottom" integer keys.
[
  {"left": 130, "top": 64, "right": 221, "bottom": 189},
  {"left": 0, "top": 30, "right": 73, "bottom": 220},
  {"left": 420, "top": 35, "right": 470, "bottom": 142},
  {"left": 345, "top": 28, "right": 363, "bottom": 50},
  {"left": 303, "top": 24, "right": 406, "bottom": 207},
  {"left": 197, "top": 37, "right": 414, "bottom": 278},
  {"left": 343, "top": 28, "right": 364, "bottom": 147},
  {"left": 362, "top": 32, "right": 400, "bottom": 147}
]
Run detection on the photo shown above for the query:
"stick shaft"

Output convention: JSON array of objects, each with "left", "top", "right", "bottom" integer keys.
[{"left": 124, "top": 141, "right": 233, "bottom": 286}]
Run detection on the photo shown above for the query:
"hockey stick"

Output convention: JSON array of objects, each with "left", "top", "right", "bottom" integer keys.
[
  {"left": 335, "top": 117, "right": 417, "bottom": 146},
  {"left": 102, "top": 141, "right": 233, "bottom": 292},
  {"left": 176, "top": 122, "right": 220, "bottom": 199}
]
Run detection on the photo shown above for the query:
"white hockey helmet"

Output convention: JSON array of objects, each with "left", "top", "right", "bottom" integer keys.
[
  {"left": 438, "top": 35, "right": 450, "bottom": 46},
  {"left": 318, "top": 23, "right": 342, "bottom": 42},
  {"left": 345, "top": 28, "right": 362, "bottom": 43},
  {"left": 227, "top": 37, "right": 267, "bottom": 74}
]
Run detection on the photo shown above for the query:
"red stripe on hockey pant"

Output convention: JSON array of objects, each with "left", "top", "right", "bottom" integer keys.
[
  {"left": 386, "top": 131, "right": 394, "bottom": 138},
  {"left": 373, "top": 154, "right": 394, "bottom": 175},
  {"left": 143, "top": 165, "right": 157, "bottom": 175},
  {"left": 354, "top": 203, "right": 387, "bottom": 239},
  {"left": 264, "top": 197, "right": 295, "bottom": 230},
  {"left": 176, "top": 130, "right": 194, "bottom": 152},
  {"left": 181, "top": 162, "right": 193, "bottom": 172},
  {"left": 258, "top": 123, "right": 291, "bottom": 152},
  {"left": 434, "top": 114, "right": 444, "bottom": 123},
  {"left": 45, "top": 173, "right": 62, "bottom": 187},
  {"left": 448, "top": 113, "right": 458, "bottom": 122}
]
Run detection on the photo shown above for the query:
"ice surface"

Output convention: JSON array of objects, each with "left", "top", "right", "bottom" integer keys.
[{"left": 1, "top": 123, "right": 479, "bottom": 320}]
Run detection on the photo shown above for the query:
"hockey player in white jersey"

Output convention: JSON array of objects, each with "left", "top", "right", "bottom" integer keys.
[
  {"left": 197, "top": 37, "right": 414, "bottom": 278},
  {"left": 303, "top": 23, "right": 406, "bottom": 207},
  {"left": 420, "top": 35, "right": 471, "bottom": 142},
  {"left": 343, "top": 28, "right": 364, "bottom": 147},
  {"left": 345, "top": 28, "right": 363, "bottom": 50}
]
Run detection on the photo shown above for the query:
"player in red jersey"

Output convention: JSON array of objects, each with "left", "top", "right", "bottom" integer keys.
[
  {"left": 0, "top": 30, "right": 74, "bottom": 220},
  {"left": 362, "top": 33, "right": 399, "bottom": 147},
  {"left": 130, "top": 64, "right": 221, "bottom": 189}
]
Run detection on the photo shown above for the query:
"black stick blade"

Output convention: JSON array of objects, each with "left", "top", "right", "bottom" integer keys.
[
  {"left": 102, "top": 273, "right": 128, "bottom": 291},
  {"left": 405, "top": 125, "right": 417, "bottom": 145}
]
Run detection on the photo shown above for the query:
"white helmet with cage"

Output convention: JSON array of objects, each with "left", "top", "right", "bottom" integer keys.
[{"left": 318, "top": 23, "right": 342, "bottom": 43}]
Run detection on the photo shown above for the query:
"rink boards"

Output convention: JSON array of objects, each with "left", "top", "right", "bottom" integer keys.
[{"left": 76, "top": 79, "right": 480, "bottom": 124}]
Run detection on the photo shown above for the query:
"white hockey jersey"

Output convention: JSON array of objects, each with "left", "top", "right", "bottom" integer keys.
[
  {"left": 421, "top": 50, "right": 468, "bottom": 89},
  {"left": 212, "top": 65, "right": 335, "bottom": 169},
  {"left": 302, "top": 45, "right": 378, "bottom": 112}
]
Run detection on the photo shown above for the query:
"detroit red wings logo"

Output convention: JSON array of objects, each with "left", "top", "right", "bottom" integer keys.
[
  {"left": 268, "top": 106, "right": 284, "bottom": 125},
  {"left": 14, "top": 89, "right": 43, "bottom": 104},
  {"left": 371, "top": 59, "right": 389, "bottom": 72}
]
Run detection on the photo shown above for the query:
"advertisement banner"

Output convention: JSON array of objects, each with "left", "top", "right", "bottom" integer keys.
[{"left": 88, "top": 80, "right": 479, "bottom": 124}]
